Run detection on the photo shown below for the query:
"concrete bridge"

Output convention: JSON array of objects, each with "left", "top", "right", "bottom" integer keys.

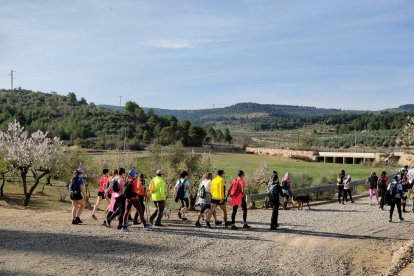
[{"left": 317, "top": 152, "right": 376, "bottom": 164}]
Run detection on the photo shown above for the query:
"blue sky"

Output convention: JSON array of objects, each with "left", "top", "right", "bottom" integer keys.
[{"left": 0, "top": 0, "right": 413, "bottom": 110}]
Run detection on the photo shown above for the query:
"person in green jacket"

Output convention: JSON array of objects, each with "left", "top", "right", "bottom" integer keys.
[{"left": 149, "top": 170, "right": 167, "bottom": 227}]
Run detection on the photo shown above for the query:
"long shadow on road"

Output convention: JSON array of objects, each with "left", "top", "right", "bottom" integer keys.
[{"left": 248, "top": 227, "right": 409, "bottom": 242}]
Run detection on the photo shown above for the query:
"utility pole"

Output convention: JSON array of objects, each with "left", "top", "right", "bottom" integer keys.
[
  {"left": 8, "top": 70, "right": 15, "bottom": 90},
  {"left": 354, "top": 131, "right": 357, "bottom": 147},
  {"left": 119, "top": 95, "right": 123, "bottom": 108}
]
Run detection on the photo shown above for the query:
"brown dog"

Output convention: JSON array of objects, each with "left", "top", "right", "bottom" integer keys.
[{"left": 291, "top": 195, "right": 311, "bottom": 210}]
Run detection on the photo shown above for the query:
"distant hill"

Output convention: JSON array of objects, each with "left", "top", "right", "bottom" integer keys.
[
  {"left": 99, "top": 102, "right": 413, "bottom": 133},
  {"left": 0, "top": 89, "right": 215, "bottom": 149},
  {"left": 100, "top": 102, "right": 365, "bottom": 124}
]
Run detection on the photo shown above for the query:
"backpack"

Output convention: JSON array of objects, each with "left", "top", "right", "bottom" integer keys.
[
  {"left": 123, "top": 180, "right": 134, "bottom": 199},
  {"left": 68, "top": 177, "right": 80, "bottom": 194},
  {"left": 111, "top": 178, "right": 120, "bottom": 193},
  {"left": 281, "top": 180, "right": 288, "bottom": 190},
  {"left": 377, "top": 177, "right": 386, "bottom": 190},
  {"left": 337, "top": 176, "right": 343, "bottom": 184},
  {"left": 385, "top": 183, "right": 398, "bottom": 205},
  {"left": 198, "top": 185, "right": 206, "bottom": 199},
  {"left": 267, "top": 184, "right": 277, "bottom": 201},
  {"left": 175, "top": 179, "right": 186, "bottom": 202}
]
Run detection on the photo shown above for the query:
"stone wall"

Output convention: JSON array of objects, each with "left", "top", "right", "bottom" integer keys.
[
  {"left": 399, "top": 153, "right": 414, "bottom": 167},
  {"left": 246, "top": 147, "right": 318, "bottom": 161}
]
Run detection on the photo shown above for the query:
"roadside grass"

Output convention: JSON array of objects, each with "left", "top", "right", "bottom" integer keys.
[{"left": 209, "top": 153, "right": 396, "bottom": 182}]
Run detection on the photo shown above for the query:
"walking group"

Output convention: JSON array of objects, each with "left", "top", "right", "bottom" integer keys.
[
  {"left": 365, "top": 165, "right": 414, "bottom": 222},
  {"left": 69, "top": 167, "right": 296, "bottom": 231},
  {"left": 68, "top": 165, "right": 414, "bottom": 232}
]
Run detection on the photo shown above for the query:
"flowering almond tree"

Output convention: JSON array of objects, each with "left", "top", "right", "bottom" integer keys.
[{"left": 0, "top": 121, "right": 63, "bottom": 206}]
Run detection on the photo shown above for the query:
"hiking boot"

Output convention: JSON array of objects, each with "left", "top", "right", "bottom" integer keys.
[
  {"left": 243, "top": 224, "right": 251, "bottom": 229},
  {"left": 205, "top": 222, "right": 211, "bottom": 228},
  {"left": 215, "top": 221, "right": 223, "bottom": 226},
  {"left": 270, "top": 227, "right": 276, "bottom": 230},
  {"left": 122, "top": 225, "right": 130, "bottom": 232},
  {"left": 92, "top": 214, "right": 97, "bottom": 220},
  {"left": 101, "top": 220, "right": 107, "bottom": 226},
  {"left": 177, "top": 211, "right": 182, "bottom": 219},
  {"left": 400, "top": 217, "right": 405, "bottom": 221},
  {"left": 389, "top": 219, "right": 392, "bottom": 223},
  {"left": 231, "top": 225, "right": 239, "bottom": 230},
  {"left": 76, "top": 217, "right": 83, "bottom": 224},
  {"left": 225, "top": 221, "right": 232, "bottom": 227},
  {"left": 106, "top": 218, "right": 112, "bottom": 227},
  {"left": 182, "top": 218, "right": 188, "bottom": 221},
  {"left": 195, "top": 221, "right": 201, "bottom": 227},
  {"left": 117, "top": 225, "right": 123, "bottom": 230},
  {"left": 133, "top": 220, "right": 141, "bottom": 225},
  {"left": 144, "top": 223, "right": 153, "bottom": 230},
  {"left": 154, "top": 223, "right": 164, "bottom": 227},
  {"left": 72, "top": 220, "right": 79, "bottom": 225}
]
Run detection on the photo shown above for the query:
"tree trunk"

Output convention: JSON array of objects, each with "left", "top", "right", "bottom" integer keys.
[
  {"left": 23, "top": 171, "right": 49, "bottom": 207},
  {"left": 0, "top": 173, "right": 5, "bottom": 197}
]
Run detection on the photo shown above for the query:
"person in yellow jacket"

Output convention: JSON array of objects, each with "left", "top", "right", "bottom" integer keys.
[
  {"left": 149, "top": 170, "right": 167, "bottom": 227},
  {"left": 205, "top": 170, "right": 230, "bottom": 228}
]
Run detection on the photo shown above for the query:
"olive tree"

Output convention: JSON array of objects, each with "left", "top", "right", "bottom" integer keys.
[{"left": 0, "top": 121, "right": 63, "bottom": 206}]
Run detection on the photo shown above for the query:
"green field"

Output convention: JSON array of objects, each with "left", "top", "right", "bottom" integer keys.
[{"left": 209, "top": 153, "right": 396, "bottom": 182}]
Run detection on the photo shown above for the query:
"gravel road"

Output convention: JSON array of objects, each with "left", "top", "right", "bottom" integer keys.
[{"left": 1, "top": 194, "right": 413, "bottom": 276}]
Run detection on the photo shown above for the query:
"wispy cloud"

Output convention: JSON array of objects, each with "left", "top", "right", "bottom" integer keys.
[{"left": 142, "top": 39, "right": 213, "bottom": 49}]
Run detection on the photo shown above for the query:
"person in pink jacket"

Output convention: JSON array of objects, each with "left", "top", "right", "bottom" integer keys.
[{"left": 229, "top": 170, "right": 251, "bottom": 230}]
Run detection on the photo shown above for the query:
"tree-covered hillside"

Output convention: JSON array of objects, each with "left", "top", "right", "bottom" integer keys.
[{"left": 0, "top": 89, "right": 228, "bottom": 149}]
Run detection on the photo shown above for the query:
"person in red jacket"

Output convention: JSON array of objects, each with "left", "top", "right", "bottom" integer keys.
[
  {"left": 229, "top": 170, "right": 251, "bottom": 230},
  {"left": 122, "top": 170, "right": 151, "bottom": 231}
]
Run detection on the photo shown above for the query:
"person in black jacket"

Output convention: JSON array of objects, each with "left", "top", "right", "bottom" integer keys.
[
  {"left": 268, "top": 174, "right": 284, "bottom": 230},
  {"left": 337, "top": 170, "right": 346, "bottom": 204}
]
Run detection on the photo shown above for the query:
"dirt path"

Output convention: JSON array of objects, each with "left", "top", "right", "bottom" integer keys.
[{"left": 1, "top": 195, "right": 413, "bottom": 275}]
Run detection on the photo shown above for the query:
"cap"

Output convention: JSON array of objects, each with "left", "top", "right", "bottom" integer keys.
[
  {"left": 76, "top": 167, "right": 85, "bottom": 173},
  {"left": 156, "top": 169, "right": 163, "bottom": 175},
  {"left": 129, "top": 170, "right": 137, "bottom": 178}
]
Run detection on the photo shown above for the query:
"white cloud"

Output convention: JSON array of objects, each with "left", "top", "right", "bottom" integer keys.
[{"left": 142, "top": 39, "right": 213, "bottom": 49}]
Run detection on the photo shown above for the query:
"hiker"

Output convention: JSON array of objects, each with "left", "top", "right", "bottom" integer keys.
[
  {"left": 149, "top": 170, "right": 167, "bottom": 227},
  {"left": 195, "top": 172, "right": 221, "bottom": 227},
  {"left": 102, "top": 169, "right": 118, "bottom": 226},
  {"left": 175, "top": 171, "right": 191, "bottom": 221},
  {"left": 366, "top": 172, "right": 379, "bottom": 206},
  {"left": 401, "top": 174, "right": 410, "bottom": 213},
  {"left": 268, "top": 174, "right": 284, "bottom": 230},
  {"left": 281, "top": 172, "right": 293, "bottom": 210},
  {"left": 229, "top": 170, "right": 251, "bottom": 230},
  {"left": 122, "top": 170, "right": 151, "bottom": 231},
  {"left": 205, "top": 170, "right": 230, "bottom": 228},
  {"left": 134, "top": 173, "right": 149, "bottom": 225},
  {"left": 69, "top": 168, "right": 86, "bottom": 225},
  {"left": 106, "top": 168, "right": 126, "bottom": 229},
  {"left": 342, "top": 175, "right": 354, "bottom": 204},
  {"left": 91, "top": 169, "right": 110, "bottom": 220},
  {"left": 337, "top": 170, "right": 346, "bottom": 204},
  {"left": 387, "top": 176, "right": 404, "bottom": 222},
  {"left": 377, "top": 171, "right": 388, "bottom": 211}
]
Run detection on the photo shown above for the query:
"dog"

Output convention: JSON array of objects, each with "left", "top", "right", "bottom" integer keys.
[
  {"left": 291, "top": 195, "right": 312, "bottom": 210},
  {"left": 163, "top": 205, "right": 172, "bottom": 220}
]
